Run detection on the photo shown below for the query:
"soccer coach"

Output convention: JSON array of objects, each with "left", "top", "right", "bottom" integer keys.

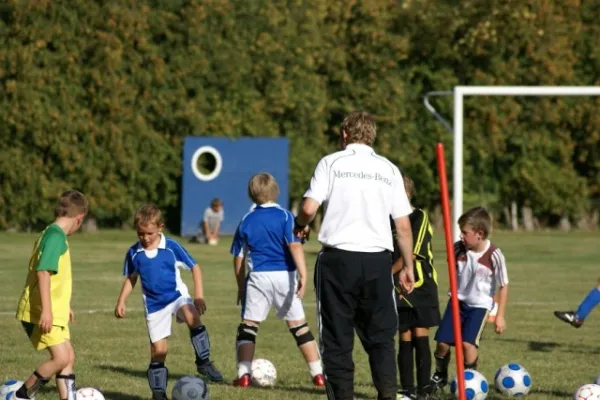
[{"left": 294, "top": 111, "right": 416, "bottom": 400}]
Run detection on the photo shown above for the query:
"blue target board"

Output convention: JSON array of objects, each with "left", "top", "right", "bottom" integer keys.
[{"left": 181, "top": 137, "right": 289, "bottom": 236}]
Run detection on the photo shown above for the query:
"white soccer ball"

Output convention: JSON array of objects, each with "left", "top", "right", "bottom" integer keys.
[
  {"left": 0, "top": 381, "right": 23, "bottom": 396},
  {"left": 76, "top": 388, "right": 105, "bottom": 400},
  {"left": 208, "top": 239, "right": 217, "bottom": 246},
  {"left": 172, "top": 376, "right": 209, "bottom": 400},
  {"left": 494, "top": 363, "right": 532, "bottom": 397},
  {"left": 450, "top": 369, "right": 489, "bottom": 400},
  {"left": 251, "top": 358, "right": 277, "bottom": 387},
  {"left": 574, "top": 384, "right": 600, "bottom": 400}
]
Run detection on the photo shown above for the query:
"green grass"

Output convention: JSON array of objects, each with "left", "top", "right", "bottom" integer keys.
[{"left": 0, "top": 230, "right": 599, "bottom": 399}]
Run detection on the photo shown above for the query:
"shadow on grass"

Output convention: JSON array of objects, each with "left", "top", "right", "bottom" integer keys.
[
  {"left": 102, "top": 391, "right": 145, "bottom": 400},
  {"left": 493, "top": 337, "right": 600, "bottom": 354},
  {"left": 251, "top": 384, "right": 371, "bottom": 399},
  {"left": 531, "top": 387, "right": 576, "bottom": 397}
]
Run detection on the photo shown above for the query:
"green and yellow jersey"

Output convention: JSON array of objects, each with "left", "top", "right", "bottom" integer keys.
[{"left": 16, "top": 224, "right": 72, "bottom": 327}]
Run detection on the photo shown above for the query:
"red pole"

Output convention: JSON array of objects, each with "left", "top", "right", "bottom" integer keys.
[{"left": 436, "top": 143, "right": 466, "bottom": 400}]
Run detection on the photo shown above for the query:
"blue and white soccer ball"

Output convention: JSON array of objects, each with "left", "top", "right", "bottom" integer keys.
[
  {"left": 494, "top": 363, "right": 532, "bottom": 397},
  {"left": 450, "top": 369, "right": 489, "bottom": 399},
  {"left": 171, "top": 376, "right": 209, "bottom": 400},
  {"left": 0, "top": 380, "right": 23, "bottom": 397}
]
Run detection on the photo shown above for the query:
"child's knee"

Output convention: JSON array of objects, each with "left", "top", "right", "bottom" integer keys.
[
  {"left": 151, "top": 341, "right": 168, "bottom": 361},
  {"left": 288, "top": 322, "right": 315, "bottom": 347},
  {"left": 435, "top": 342, "right": 450, "bottom": 355}
]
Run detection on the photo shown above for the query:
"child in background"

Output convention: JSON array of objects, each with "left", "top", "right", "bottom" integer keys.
[
  {"left": 430, "top": 207, "right": 509, "bottom": 391},
  {"left": 115, "top": 205, "right": 223, "bottom": 400},
  {"left": 391, "top": 176, "right": 439, "bottom": 400},
  {"left": 230, "top": 173, "right": 325, "bottom": 388},
  {"left": 202, "top": 198, "right": 224, "bottom": 245}
]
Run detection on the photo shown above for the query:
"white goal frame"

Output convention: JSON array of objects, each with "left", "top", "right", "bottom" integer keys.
[{"left": 436, "top": 86, "right": 600, "bottom": 240}]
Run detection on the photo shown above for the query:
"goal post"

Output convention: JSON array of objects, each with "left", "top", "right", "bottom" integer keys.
[{"left": 429, "top": 86, "right": 600, "bottom": 240}]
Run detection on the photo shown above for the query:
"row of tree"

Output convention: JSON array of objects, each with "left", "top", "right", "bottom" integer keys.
[{"left": 1, "top": 0, "right": 598, "bottom": 231}]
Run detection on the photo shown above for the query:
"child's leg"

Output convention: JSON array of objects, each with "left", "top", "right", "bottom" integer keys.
[
  {"left": 55, "top": 340, "right": 76, "bottom": 400},
  {"left": 431, "top": 301, "right": 456, "bottom": 388},
  {"left": 147, "top": 340, "right": 169, "bottom": 400},
  {"left": 236, "top": 319, "right": 259, "bottom": 379},
  {"left": 575, "top": 283, "right": 600, "bottom": 321},
  {"left": 462, "top": 343, "right": 479, "bottom": 370},
  {"left": 398, "top": 329, "right": 415, "bottom": 393},
  {"left": 17, "top": 324, "right": 71, "bottom": 399},
  {"left": 412, "top": 327, "right": 432, "bottom": 394},
  {"left": 285, "top": 318, "right": 323, "bottom": 379},
  {"left": 178, "top": 303, "right": 223, "bottom": 382}
]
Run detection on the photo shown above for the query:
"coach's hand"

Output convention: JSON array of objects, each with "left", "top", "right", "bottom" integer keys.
[
  {"left": 194, "top": 298, "right": 207, "bottom": 315},
  {"left": 399, "top": 268, "right": 415, "bottom": 294},
  {"left": 39, "top": 309, "right": 53, "bottom": 334},
  {"left": 114, "top": 302, "right": 127, "bottom": 318}
]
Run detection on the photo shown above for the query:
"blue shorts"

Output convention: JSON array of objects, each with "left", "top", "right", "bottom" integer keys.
[{"left": 434, "top": 300, "right": 489, "bottom": 347}]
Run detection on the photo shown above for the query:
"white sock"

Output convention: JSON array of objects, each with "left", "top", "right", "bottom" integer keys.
[
  {"left": 237, "top": 361, "right": 252, "bottom": 378},
  {"left": 308, "top": 360, "right": 323, "bottom": 377}
]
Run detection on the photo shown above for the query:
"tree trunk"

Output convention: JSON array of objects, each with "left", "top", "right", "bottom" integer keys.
[
  {"left": 559, "top": 215, "right": 571, "bottom": 232},
  {"left": 511, "top": 201, "right": 519, "bottom": 231},
  {"left": 82, "top": 216, "right": 98, "bottom": 233},
  {"left": 503, "top": 207, "right": 511, "bottom": 230},
  {"left": 522, "top": 205, "right": 534, "bottom": 232}
]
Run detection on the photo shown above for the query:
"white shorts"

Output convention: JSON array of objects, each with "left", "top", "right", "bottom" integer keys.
[
  {"left": 242, "top": 271, "right": 306, "bottom": 322},
  {"left": 146, "top": 296, "right": 193, "bottom": 343}
]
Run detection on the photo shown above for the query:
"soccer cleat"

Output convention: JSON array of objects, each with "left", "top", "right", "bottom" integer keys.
[
  {"left": 396, "top": 389, "right": 417, "bottom": 399},
  {"left": 196, "top": 361, "right": 224, "bottom": 382},
  {"left": 554, "top": 311, "right": 583, "bottom": 328},
  {"left": 151, "top": 390, "right": 168, "bottom": 400},
  {"left": 5, "top": 392, "right": 30, "bottom": 400},
  {"left": 312, "top": 374, "right": 326, "bottom": 387},
  {"left": 430, "top": 371, "right": 448, "bottom": 390},
  {"left": 233, "top": 374, "right": 251, "bottom": 387}
]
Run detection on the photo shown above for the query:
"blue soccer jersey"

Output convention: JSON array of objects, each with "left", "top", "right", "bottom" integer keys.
[
  {"left": 123, "top": 234, "right": 196, "bottom": 314},
  {"left": 230, "top": 203, "right": 300, "bottom": 272}
]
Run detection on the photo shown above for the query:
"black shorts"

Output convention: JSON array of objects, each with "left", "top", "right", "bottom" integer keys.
[{"left": 397, "top": 306, "right": 440, "bottom": 332}]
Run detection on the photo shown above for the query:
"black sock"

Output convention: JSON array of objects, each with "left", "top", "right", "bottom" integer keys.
[
  {"left": 17, "top": 371, "right": 49, "bottom": 399},
  {"left": 413, "top": 336, "right": 432, "bottom": 391},
  {"left": 434, "top": 351, "right": 450, "bottom": 376},
  {"left": 398, "top": 340, "right": 415, "bottom": 392},
  {"left": 465, "top": 357, "right": 478, "bottom": 371}
]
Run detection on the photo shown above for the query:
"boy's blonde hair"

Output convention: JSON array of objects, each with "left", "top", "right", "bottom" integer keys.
[
  {"left": 458, "top": 206, "right": 492, "bottom": 239},
  {"left": 55, "top": 190, "right": 88, "bottom": 218},
  {"left": 403, "top": 175, "right": 415, "bottom": 201},
  {"left": 134, "top": 204, "right": 164, "bottom": 228},
  {"left": 248, "top": 173, "right": 280, "bottom": 205},
  {"left": 341, "top": 111, "right": 377, "bottom": 146}
]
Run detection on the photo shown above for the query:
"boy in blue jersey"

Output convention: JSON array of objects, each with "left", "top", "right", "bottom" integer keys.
[
  {"left": 114, "top": 205, "right": 223, "bottom": 400},
  {"left": 554, "top": 281, "right": 600, "bottom": 328},
  {"left": 230, "top": 173, "right": 325, "bottom": 388}
]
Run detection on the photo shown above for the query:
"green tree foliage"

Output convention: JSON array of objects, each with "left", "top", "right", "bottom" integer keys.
[{"left": 0, "top": 0, "right": 598, "bottom": 230}]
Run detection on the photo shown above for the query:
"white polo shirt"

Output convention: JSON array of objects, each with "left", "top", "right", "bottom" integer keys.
[{"left": 304, "top": 143, "right": 412, "bottom": 252}]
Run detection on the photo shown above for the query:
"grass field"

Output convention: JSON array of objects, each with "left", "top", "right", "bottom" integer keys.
[{"left": 0, "top": 230, "right": 599, "bottom": 399}]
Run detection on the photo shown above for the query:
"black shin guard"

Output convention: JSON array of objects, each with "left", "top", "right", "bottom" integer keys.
[
  {"left": 190, "top": 325, "right": 210, "bottom": 365},
  {"left": 17, "top": 371, "right": 49, "bottom": 399},
  {"left": 147, "top": 362, "right": 168, "bottom": 396},
  {"left": 434, "top": 351, "right": 451, "bottom": 375},
  {"left": 57, "top": 374, "right": 76, "bottom": 400},
  {"left": 413, "top": 336, "right": 432, "bottom": 391},
  {"left": 398, "top": 340, "right": 415, "bottom": 391}
]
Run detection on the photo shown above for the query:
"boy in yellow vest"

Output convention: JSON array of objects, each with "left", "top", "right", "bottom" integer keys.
[{"left": 13, "top": 190, "right": 88, "bottom": 400}]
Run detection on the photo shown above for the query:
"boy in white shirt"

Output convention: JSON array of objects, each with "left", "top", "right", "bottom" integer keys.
[{"left": 430, "top": 207, "right": 509, "bottom": 391}]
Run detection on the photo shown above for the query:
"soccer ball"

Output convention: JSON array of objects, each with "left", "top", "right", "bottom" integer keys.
[
  {"left": 251, "top": 358, "right": 277, "bottom": 387},
  {"left": 396, "top": 394, "right": 413, "bottom": 399},
  {"left": 574, "top": 384, "right": 600, "bottom": 400},
  {"left": 172, "top": 376, "right": 209, "bottom": 400},
  {"left": 76, "top": 388, "right": 105, "bottom": 400},
  {"left": 0, "top": 381, "right": 23, "bottom": 396},
  {"left": 208, "top": 239, "right": 218, "bottom": 246},
  {"left": 450, "top": 369, "right": 489, "bottom": 400},
  {"left": 494, "top": 363, "right": 532, "bottom": 397}
]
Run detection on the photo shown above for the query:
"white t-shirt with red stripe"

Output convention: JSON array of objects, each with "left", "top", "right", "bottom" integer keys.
[{"left": 453, "top": 240, "right": 509, "bottom": 311}]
